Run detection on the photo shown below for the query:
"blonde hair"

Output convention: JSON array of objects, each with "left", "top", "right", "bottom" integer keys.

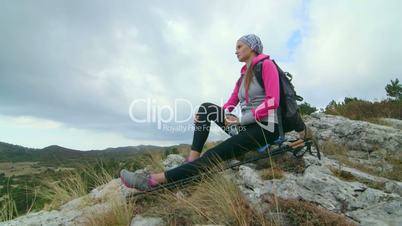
[{"left": 243, "top": 61, "right": 254, "bottom": 91}]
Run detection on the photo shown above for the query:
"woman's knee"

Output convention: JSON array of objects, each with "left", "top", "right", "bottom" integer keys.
[
  {"left": 197, "top": 102, "right": 212, "bottom": 115},
  {"left": 197, "top": 102, "right": 221, "bottom": 120},
  {"left": 200, "top": 102, "right": 214, "bottom": 107},
  {"left": 199, "top": 102, "right": 219, "bottom": 112}
]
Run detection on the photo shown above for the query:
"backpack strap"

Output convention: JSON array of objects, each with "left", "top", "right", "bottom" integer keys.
[
  {"left": 253, "top": 58, "right": 286, "bottom": 144},
  {"left": 253, "top": 56, "right": 269, "bottom": 90},
  {"left": 272, "top": 60, "right": 286, "bottom": 144},
  {"left": 275, "top": 106, "right": 285, "bottom": 145}
]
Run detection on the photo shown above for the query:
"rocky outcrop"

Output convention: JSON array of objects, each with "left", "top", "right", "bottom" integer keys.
[
  {"left": 229, "top": 153, "right": 402, "bottom": 225},
  {"left": 2, "top": 114, "right": 401, "bottom": 226},
  {"left": 305, "top": 113, "right": 401, "bottom": 154},
  {"left": 162, "top": 154, "right": 185, "bottom": 170},
  {"left": 303, "top": 113, "right": 401, "bottom": 181},
  {"left": 1, "top": 178, "right": 133, "bottom": 226},
  {"left": 130, "top": 215, "right": 164, "bottom": 226},
  {"left": 1, "top": 161, "right": 181, "bottom": 226},
  {"left": 379, "top": 118, "right": 402, "bottom": 130}
]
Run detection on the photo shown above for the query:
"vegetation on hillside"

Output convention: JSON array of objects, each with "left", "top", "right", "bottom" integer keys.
[{"left": 324, "top": 78, "right": 401, "bottom": 121}]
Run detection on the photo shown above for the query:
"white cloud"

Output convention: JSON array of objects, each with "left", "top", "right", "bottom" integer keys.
[
  {"left": 155, "top": 0, "right": 304, "bottom": 103},
  {"left": 10, "top": 115, "right": 64, "bottom": 129},
  {"left": 1, "top": 1, "right": 401, "bottom": 149},
  {"left": 288, "top": 0, "right": 402, "bottom": 108}
]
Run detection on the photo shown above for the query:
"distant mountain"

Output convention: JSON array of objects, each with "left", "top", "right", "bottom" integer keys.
[
  {"left": 0, "top": 141, "right": 186, "bottom": 164},
  {"left": 0, "top": 142, "right": 38, "bottom": 161}
]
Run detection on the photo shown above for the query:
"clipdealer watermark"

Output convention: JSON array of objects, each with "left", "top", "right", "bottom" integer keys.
[{"left": 128, "top": 97, "right": 277, "bottom": 133}]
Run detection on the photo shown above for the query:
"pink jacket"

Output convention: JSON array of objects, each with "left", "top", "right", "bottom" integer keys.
[{"left": 223, "top": 54, "right": 280, "bottom": 121}]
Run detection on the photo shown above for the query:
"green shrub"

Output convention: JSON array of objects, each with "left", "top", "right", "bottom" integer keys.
[
  {"left": 325, "top": 98, "right": 401, "bottom": 121},
  {"left": 298, "top": 102, "right": 317, "bottom": 115}
]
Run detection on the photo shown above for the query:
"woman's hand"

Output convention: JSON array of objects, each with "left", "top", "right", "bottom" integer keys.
[
  {"left": 194, "top": 113, "right": 240, "bottom": 126},
  {"left": 224, "top": 114, "right": 240, "bottom": 127}
]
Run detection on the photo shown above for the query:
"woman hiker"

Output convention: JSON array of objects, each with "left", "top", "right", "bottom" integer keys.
[{"left": 120, "top": 34, "right": 307, "bottom": 191}]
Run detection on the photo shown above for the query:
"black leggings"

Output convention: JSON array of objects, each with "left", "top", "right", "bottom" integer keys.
[{"left": 164, "top": 102, "right": 280, "bottom": 183}]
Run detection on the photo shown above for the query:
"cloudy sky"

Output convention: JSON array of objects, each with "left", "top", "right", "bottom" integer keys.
[{"left": 1, "top": 0, "right": 401, "bottom": 150}]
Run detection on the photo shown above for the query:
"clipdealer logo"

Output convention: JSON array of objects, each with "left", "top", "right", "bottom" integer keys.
[{"left": 128, "top": 97, "right": 276, "bottom": 133}]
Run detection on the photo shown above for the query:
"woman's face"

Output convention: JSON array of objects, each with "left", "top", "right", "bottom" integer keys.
[{"left": 235, "top": 40, "right": 254, "bottom": 62}]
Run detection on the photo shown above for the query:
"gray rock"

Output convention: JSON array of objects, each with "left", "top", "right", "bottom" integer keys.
[
  {"left": 261, "top": 163, "right": 371, "bottom": 212},
  {"left": 163, "top": 154, "right": 185, "bottom": 170},
  {"left": 232, "top": 165, "right": 265, "bottom": 204},
  {"left": 254, "top": 153, "right": 401, "bottom": 225},
  {"left": 0, "top": 209, "right": 80, "bottom": 226},
  {"left": 1, "top": 179, "right": 129, "bottom": 226},
  {"left": 314, "top": 153, "right": 402, "bottom": 193},
  {"left": 306, "top": 113, "right": 402, "bottom": 153},
  {"left": 130, "top": 215, "right": 164, "bottom": 226},
  {"left": 346, "top": 198, "right": 402, "bottom": 226},
  {"left": 379, "top": 118, "right": 402, "bottom": 130},
  {"left": 237, "top": 165, "right": 263, "bottom": 189},
  {"left": 385, "top": 181, "right": 402, "bottom": 196}
]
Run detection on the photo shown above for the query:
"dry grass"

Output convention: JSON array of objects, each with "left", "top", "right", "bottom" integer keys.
[
  {"left": 129, "top": 160, "right": 356, "bottom": 226},
  {"left": 320, "top": 140, "right": 400, "bottom": 191},
  {"left": 39, "top": 162, "right": 115, "bottom": 210},
  {"left": 328, "top": 166, "right": 356, "bottom": 181},
  {"left": 319, "top": 141, "right": 349, "bottom": 157},
  {"left": 320, "top": 140, "right": 402, "bottom": 182},
  {"left": 36, "top": 162, "right": 136, "bottom": 225},
  {"left": 88, "top": 163, "right": 114, "bottom": 186},
  {"left": 143, "top": 151, "right": 165, "bottom": 172},
  {"left": 321, "top": 141, "right": 378, "bottom": 173},
  {"left": 0, "top": 178, "right": 38, "bottom": 222},
  {"left": 250, "top": 150, "right": 306, "bottom": 175},
  {"left": 259, "top": 167, "right": 284, "bottom": 180},
  {"left": 39, "top": 169, "right": 88, "bottom": 210},
  {"left": 128, "top": 151, "right": 166, "bottom": 173},
  {"left": 82, "top": 200, "right": 135, "bottom": 226},
  {"left": 37, "top": 140, "right": 360, "bottom": 225},
  {"left": 0, "top": 193, "right": 18, "bottom": 222},
  {"left": 383, "top": 154, "right": 402, "bottom": 181},
  {"left": 0, "top": 177, "right": 18, "bottom": 222},
  {"left": 329, "top": 165, "right": 386, "bottom": 190},
  {"left": 132, "top": 158, "right": 274, "bottom": 225},
  {"left": 262, "top": 195, "right": 357, "bottom": 226},
  {"left": 319, "top": 141, "right": 372, "bottom": 172}
]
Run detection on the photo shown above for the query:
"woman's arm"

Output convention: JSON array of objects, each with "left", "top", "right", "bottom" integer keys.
[
  {"left": 222, "top": 76, "right": 242, "bottom": 113},
  {"left": 251, "top": 59, "right": 280, "bottom": 120}
]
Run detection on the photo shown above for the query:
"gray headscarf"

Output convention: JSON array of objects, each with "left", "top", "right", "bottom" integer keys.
[{"left": 238, "top": 34, "right": 263, "bottom": 54}]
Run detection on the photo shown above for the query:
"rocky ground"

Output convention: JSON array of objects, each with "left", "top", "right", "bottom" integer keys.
[{"left": 2, "top": 113, "right": 401, "bottom": 226}]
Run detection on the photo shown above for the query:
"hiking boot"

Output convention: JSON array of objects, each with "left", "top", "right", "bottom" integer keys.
[{"left": 120, "top": 169, "right": 151, "bottom": 191}]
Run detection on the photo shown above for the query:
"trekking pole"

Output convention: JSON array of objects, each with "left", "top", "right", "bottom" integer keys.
[
  {"left": 127, "top": 144, "right": 290, "bottom": 199},
  {"left": 127, "top": 138, "right": 317, "bottom": 199}
]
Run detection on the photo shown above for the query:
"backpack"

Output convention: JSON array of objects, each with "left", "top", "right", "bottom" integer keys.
[{"left": 252, "top": 56, "right": 306, "bottom": 138}]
